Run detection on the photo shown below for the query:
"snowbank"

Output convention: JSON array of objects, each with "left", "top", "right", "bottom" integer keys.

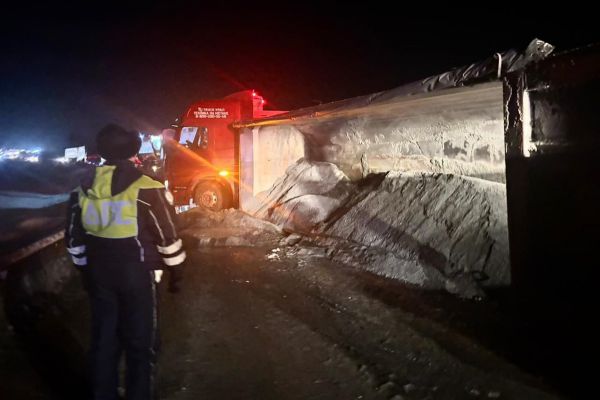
[
  {"left": 179, "top": 158, "right": 509, "bottom": 297},
  {"left": 246, "top": 160, "right": 354, "bottom": 233},
  {"left": 322, "top": 172, "right": 509, "bottom": 287},
  {"left": 248, "top": 159, "right": 509, "bottom": 297}
]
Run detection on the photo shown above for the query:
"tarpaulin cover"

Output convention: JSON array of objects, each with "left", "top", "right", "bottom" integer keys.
[{"left": 248, "top": 39, "right": 554, "bottom": 123}]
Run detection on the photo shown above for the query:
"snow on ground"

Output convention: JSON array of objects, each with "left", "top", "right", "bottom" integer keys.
[
  {"left": 245, "top": 159, "right": 354, "bottom": 233},
  {"left": 178, "top": 207, "right": 283, "bottom": 248},
  {"left": 321, "top": 172, "right": 509, "bottom": 292},
  {"left": 0, "top": 160, "right": 91, "bottom": 194},
  {"left": 0, "top": 191, "right": 69, "bottom": 209},
  {"left": 216, "top": 159, "right": 509, "bottom": 298},
  {"left": 0, "top": 161, "right": 91, "bottom": 262}
]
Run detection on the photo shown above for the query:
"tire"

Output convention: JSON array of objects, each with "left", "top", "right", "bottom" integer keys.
[{"left": 193, "top": 181, "right": 231, "bottom": 211}]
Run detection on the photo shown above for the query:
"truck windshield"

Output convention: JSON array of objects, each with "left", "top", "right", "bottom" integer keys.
[
  {"left": 179, "top": 126, "right": 208, "bottom": 151},
  {"left": 179, "top": 127, "right": 198, "bottom": 146}
]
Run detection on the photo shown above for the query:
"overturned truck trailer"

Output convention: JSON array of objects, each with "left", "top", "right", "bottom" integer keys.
[
  {"left": 237, "top": 39, "right": 599, "bottom": 296},
  {"left": 238, "top": 39, "right": 554, "bottom": 187}
]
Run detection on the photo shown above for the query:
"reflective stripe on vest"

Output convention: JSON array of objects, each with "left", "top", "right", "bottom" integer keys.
[{"left": 79, "top": 166, "right": 164, "bottom": 239}]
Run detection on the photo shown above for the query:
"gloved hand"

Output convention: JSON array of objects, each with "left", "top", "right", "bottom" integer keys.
[{"left": 167, "top": 267, "right": 183, "bottom": 293}]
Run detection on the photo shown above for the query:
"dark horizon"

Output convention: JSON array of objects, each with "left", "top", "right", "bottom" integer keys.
[{"left": 1, "top": 4, "right": 597, "bottom": 152}]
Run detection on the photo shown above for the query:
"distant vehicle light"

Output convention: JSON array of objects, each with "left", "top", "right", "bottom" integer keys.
[{"left": 218, "top": 170, "right": 229, "bottom": 177}]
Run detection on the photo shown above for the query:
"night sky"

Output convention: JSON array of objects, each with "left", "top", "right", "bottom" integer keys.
[{"left": 0, "top": 3, "right": 597, "bottom": 153}]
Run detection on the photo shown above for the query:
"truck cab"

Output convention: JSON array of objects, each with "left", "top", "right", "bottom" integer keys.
[{"left": 164, "top": 90, "right": 285, "bottom": 210}]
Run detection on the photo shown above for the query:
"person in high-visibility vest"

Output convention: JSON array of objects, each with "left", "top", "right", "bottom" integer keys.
[{"left": 66, "top": 123, "right": 185, "bottom": 400}]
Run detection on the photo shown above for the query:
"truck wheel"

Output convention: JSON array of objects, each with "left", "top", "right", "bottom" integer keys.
[{"left": 193, "top": 181, "right": 231, "bottom": 211}]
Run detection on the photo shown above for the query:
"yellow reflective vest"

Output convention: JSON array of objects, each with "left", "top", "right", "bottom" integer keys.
[{"left": 79, "top": 165, "right": 164, "bottom": 239}]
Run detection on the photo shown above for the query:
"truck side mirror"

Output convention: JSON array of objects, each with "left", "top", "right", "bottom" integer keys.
[{"left": 200, "top": 128, "right": 209, "bottom": 149}]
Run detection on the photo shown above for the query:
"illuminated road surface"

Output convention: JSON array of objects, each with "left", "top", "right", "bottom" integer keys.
[{"left": 1, "top": 244, "right": 561, "bottom": 400}]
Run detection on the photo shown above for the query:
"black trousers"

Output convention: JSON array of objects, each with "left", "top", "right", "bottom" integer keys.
[{"left": 86, "top": 262, "right": 159, "bottom": 400}]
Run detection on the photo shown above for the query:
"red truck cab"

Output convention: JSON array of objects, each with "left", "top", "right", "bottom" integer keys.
[{"left": 165, "top": 90, "right": 285, "bottom": 210}]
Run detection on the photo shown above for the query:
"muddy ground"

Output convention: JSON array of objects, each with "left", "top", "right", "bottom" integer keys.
[{"left": 1, "top": 232, "right": 580, "bottom": 400}]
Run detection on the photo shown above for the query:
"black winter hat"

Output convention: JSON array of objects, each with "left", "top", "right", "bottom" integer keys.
[{"left": 96, "top": 123, "right": 141, "bottom": 160}]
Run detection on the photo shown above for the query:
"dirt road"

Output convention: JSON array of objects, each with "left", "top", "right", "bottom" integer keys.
[
  {"left": 155, "top": 245, "right": 558, "bottom": 400},
  {"left": 1, "top": 241, "right": 562, "bottom": 399}
]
